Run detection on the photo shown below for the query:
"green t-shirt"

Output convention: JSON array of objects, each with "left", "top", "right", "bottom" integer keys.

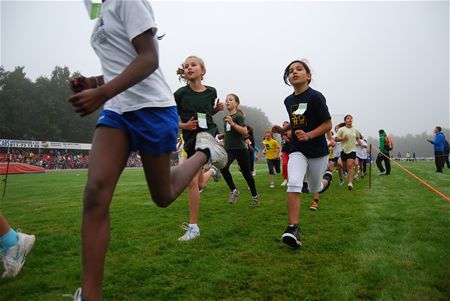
[
  {"left": 379, "top": 133, "right": 388, "bottom": 153},
  {"left": 174, "top": 85, "right": 219, "bottom": 155},
  {"left": 223, "top": 112, "right": 247, "bottom": 150}
]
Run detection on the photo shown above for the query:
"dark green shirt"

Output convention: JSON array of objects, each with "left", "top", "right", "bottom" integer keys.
[
  {"left": 174, "top": 85, "right": 219, "bottom": 155},
  {"left": 223, "top": 112, "right": 247, "bottom": 150}
]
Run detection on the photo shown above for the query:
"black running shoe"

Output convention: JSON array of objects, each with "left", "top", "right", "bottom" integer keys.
[
  {"left": 301, "top": 182, "right": 309, "bottom": 193},
  {"left": 281, "top": 225, "right": 302, "bottom": 248}
]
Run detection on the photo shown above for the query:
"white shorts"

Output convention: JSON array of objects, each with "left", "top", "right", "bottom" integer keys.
[{"left": 287, "top": 152, "right": 329, "bottom": 193}]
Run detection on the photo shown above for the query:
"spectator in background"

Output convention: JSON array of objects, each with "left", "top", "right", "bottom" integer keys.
[
  {"left": 405, "top": 152, "right": 411, "bottom": 162},
  {"left": 443, "top": 138, "right": 450, "bottom": 168},
  {"left": 427, "top": 126, "right": 445, "bottom": 172},
  {"left": 376, "top": 129, "right": 391, "bottom": 175}
]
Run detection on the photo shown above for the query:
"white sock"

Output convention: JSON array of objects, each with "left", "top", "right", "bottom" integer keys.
[{"left": 189, "top": 223, "right": 199, "bottom": 230}]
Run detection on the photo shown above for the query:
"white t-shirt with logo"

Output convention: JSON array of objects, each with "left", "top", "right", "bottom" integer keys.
[
  {"left": 356, "top": 139, "right": 368, "bottom": 159},
  {"left": 333, "top": 141, "right": 342, "bottom": 158},
  {"left": 91, "top": 0, "right": 175, "bottom": 114}
]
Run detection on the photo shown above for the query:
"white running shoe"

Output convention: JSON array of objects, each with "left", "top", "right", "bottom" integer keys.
[
  {"left": 1, "top": 232, "right": 35, "bottom": 278},
  {"left": 281, "top": 179, "right": 288, "bottom": 186},
  {"left": 211, "top": 166, "right": 222, "bottom": 182},
  {"left": 228, "top": 189, "right": 240, "bottom": 204},
  {"left": 270, "top": 182, "right": 275, "bottom": 189},
  {"left": 251, "top": 170, "right": 256, "bottom": 177},
  {"left": 252, "top": 194, "right": 260, "bottom": 206},
  {"left": 72, "top": 288, "right": 82, "bottom": 301},
  {"left": 195, "top": 132, "right": 228, "bottom": 169},
  {"left": 178, "top": 223, "right": 200, "bottom": 241}
]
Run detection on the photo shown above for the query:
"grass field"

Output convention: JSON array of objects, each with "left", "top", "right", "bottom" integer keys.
[{"left": 0, "top": 161, "right": 449, "bottom": 300}]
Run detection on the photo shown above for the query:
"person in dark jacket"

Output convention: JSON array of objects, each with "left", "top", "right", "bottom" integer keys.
[{"left": 426, "top": 126, "right": 445, "bottom": 173}]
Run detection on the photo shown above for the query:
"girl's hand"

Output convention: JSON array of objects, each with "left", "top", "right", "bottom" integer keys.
[
  {"left": 214, "top": 99, "right": 224, "bottom": 112},
  {"left": 271, "top": 125, "right": 284, "bottom": 134},
  {"left": 328, "top": 139, "right": 336, "bottom": 147},
  {"left": 286, "top": 130, "right": 292, "bottom": 139},
  {"left": 247, "top": 142, "right": 254, "bottom": 152},
  {"left": 68, "top": 87, "right": 108, "bottom": 117},
  {"left": 224, "top": 115, "right": 233, "bottom": 124},
  {"left": 295, "top": 130, "right": 309, "bottom": 141},
  {"left": 69, "top": 76, "right": 96, "bottom": 93},
  {"left": 183, "top": 117, "right": 198, "bottom": 131}
]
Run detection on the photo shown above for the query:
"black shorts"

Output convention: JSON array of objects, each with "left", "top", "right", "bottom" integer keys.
[
  {"left": 267, "top": 158, "right": 281, "bottom": 175},
  {"left": 333, "top": 156, "right": 340, "bottom": 165},
  {"left": 341, "top": 151, "right": 356, "bottom": 161}
]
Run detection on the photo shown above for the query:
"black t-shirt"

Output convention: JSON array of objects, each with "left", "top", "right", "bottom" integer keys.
[
  {"left": 284, "top": 87, "right": 331, "bottom": 158},
  {"left": 223, "top": 113, "right": 247, "bottom": 150},
  {"left": 174, "top": 85, "right": 219, "bottom": 155}
]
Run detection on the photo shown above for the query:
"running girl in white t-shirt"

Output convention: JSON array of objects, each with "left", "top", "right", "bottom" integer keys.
[{"left": 68, "top": 2, "right": 226, "bottom": 300}]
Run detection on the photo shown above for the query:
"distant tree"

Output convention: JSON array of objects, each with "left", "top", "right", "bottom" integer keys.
[
  {"left": 213, "top": 105, "right": 272, "bottom": 150},
  {"left": 0, "top": 66, "right": 36, "bottom": 139},
  {"left": 0, "top": 66, "right": 96, "bottom": 142}
]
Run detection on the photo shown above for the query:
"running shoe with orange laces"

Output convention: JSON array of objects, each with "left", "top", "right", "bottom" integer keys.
[{"left": 309, "top": 199, "right": 319, "bottom": 211}]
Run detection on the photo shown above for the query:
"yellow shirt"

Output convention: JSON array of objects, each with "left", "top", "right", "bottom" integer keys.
[
  {"left": 263, "top": 138, "right": 280, "bottom": 160},
  {"left": 337, "top": 127, "right": 361, "bottom": 154}
]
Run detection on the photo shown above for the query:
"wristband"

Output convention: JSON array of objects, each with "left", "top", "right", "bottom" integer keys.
[
  {"left": 94, "top": 76, "right": 100, "bottom": 88},
  {"left": 306, "top": 132, "right": 312, "bottom": 140}
]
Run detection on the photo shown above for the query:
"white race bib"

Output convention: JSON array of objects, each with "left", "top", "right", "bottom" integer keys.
[
  {"left": 197, "top": 113, "right": 208, "bottom": 129},
  {"left": 293, "top": 103, "right": 307, "bottom": 115}
]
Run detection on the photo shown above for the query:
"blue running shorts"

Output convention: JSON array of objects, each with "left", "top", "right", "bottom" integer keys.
[{"left": 96, "top": 107, "right": 178, "bottom": 156}]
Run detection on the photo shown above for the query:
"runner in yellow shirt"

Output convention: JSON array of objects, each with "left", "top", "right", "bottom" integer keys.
[{"left": 263, "top": 130, "right": 281, "bottom": 188}]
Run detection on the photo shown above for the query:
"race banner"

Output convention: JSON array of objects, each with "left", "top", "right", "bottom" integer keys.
[{"left": 0, "top": 139, "right": 91, "bottom": 150}]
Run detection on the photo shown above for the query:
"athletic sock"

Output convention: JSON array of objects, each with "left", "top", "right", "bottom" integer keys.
[{"left": 0, "top": 228, "right": 18, "bottom": 253}]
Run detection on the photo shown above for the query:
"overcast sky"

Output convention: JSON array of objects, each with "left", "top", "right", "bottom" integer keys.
[{"left": 1, "top": 0, "right": 449, "bottom": 139}]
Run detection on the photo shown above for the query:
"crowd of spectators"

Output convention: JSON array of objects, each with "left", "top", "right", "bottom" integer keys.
[{"left": 0, "top": 148, "right": 144, "bottom": 170}]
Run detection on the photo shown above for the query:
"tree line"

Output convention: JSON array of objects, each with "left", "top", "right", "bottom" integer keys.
[
  {"left": 0, "top": 66, "right": 272, "bottom": 150},
  {"left": 0, "top": 66, "right": 447, "bottom": 157}
]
